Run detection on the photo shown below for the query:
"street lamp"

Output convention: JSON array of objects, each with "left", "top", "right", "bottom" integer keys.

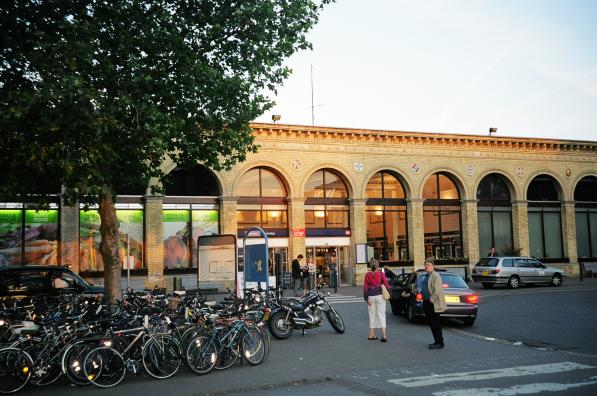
[{"left": 489, "top": 127, "right": 497, "bottom": 136}]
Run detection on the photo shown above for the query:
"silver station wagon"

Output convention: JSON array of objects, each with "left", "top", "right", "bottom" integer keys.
[{"left": 472, "top": 257, "right": 566, "bottom": 289}]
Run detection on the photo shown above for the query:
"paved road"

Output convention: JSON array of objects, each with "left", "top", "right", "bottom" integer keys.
[{"left": 19, "top": 278, "right": 597, "bottom": 396}]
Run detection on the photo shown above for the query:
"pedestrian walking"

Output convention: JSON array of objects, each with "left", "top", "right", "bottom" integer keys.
[
  {"left": 301, "top": 259, "right": 311, "bottom": 294},
  {"left": 420, "top": 259, "right": 447, "bottom": 349},
  {"left": 363, "top": 258, "right": 391, "bottom": 342},
  {"left": 292, "top": 254, "right": 304, "bottom": 297}
]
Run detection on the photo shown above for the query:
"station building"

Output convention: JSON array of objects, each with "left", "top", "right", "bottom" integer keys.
[{"left": 1, "top": 122, "right": 597, "bottom": 287}]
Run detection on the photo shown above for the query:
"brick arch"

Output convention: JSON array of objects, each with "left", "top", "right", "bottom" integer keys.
[
  {"left": 418, "top": 167, "right": 468, "bottom": 200},
  {"left": 300, "top": 164, "right": 355, "bottom": 199},
  {"left": 231, "top": 161, "right": 293, "bottom": 198},
  {"left": 361, "top": 166, "right": 413, "bottom": 200}
]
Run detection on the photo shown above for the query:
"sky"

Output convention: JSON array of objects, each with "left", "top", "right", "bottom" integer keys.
[{"left": 254, "top": 0, "right": 597, "bottom": 141}]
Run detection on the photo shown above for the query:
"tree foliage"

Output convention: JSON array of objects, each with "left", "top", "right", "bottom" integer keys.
[{"left": 0, "top": 0, "right": 331, "bottom": 301}]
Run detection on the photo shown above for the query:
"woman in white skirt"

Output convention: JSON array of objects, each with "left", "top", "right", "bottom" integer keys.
[{"left": 363, "top": 259, "right": 391, "bottom": 342}]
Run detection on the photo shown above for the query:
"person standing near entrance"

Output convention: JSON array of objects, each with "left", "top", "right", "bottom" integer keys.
[
  {"left": 292, "top": 254, "right": 304, "bottom": 297},
  {"left": 327, "top": 256, "right": 338, "bottom": 293},
  {"left": 306, "top": 256, "right": 315, "bottom": 292},
  {"left": 421, "top": 259, "right": 447, "bottom": 349},
  {"left": 488, "top": 247, "right": 497, "bottom": 257},
  {"left": 364, "top": 259, "right": 391, "bottom": 342}
]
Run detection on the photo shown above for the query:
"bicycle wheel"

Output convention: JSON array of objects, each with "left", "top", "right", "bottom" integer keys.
[
  {"left": 214, "top": 341, "right": 239, "bottom": 370},
  {"left": 83, "top": 346, "right": 126, "bottom": 388},
  {"left": 240, "top": 326, "right": 266, "bottom": 366},
  {"left": 142, "top": 335, "right": 182, "bottom": 379},
  {"left": 185, "top": 335, "right": 217, "bottom": 375},
  {"left": 61, "top": 340, "right": 97, "bottom": 386},
  {"left": 0, "top": 347, "right": 33, "bottom": 394}
]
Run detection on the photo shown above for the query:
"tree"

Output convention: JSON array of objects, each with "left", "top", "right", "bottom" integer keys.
[{"left": 0, "top": 0, "right": 332, "bottom": 303}]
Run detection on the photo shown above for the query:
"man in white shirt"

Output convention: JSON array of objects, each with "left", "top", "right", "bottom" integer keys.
[{"left": 53, "top": 273, "right": 69, "bottom": 289}]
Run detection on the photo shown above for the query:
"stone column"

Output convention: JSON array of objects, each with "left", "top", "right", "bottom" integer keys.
[
  {"left": 350, "top": 199, "right": 367, "bottom": 285},
  {"left": 60, "top": 202, "right": 80, "bottom": 272},
  {"left": 144, "top": 195, "right": 164, "bottom": 288},
  {"left": 287, "top": 197, "right": 306, "bottom": 265},
  {"left": 461, "top": 199, "right": 479, "bottom": 268},
  {"left": 219, "top": 196, "right": 238, "bottom": 236},
  {"left": 511, "top": 200, "right": 529, "bottom": 257},
  {"left": 561, "top": 201, "right": 577, "bottom": 264},
  {"left": 407, "top": 199, "right": 425, "bottom": 269}
]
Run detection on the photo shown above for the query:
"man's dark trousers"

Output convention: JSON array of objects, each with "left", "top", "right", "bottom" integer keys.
[{"left": 423, "top": 299, "right": 444, "bottom": 345}]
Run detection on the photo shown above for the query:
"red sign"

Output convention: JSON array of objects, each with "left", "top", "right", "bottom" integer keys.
[{"left": 292, "top": 228, "right": 306, "bottom": 237}]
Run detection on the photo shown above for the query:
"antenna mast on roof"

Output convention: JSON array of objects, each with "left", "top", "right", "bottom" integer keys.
[{"left": 311, "top": 64, "right": 315, "bottom": 126}]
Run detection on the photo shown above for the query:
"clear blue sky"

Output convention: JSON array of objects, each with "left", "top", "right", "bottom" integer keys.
[{"left": 255, "top": 0, "right": 597, "bottom": 141}]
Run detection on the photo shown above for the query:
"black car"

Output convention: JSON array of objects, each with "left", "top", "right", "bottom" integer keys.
[
  {"left": 0, "top": 266, "right": 104, "bottom": 297},
  {"left": 389, "top": 270, "right": 478, "bottom": 326}
]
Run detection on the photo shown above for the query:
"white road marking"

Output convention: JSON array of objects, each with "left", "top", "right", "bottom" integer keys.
[
  {"left": 387, "top": 362, "right": 596, "bottom": 387},
  {"left": 433, "top": 376, "right": 597, "bottom": 396},
  {"left": 326, "top": 295, "right": 364, "bottom": 304},
  {"left": 479, "top": 287, "right": 597, "bottom": 298}
]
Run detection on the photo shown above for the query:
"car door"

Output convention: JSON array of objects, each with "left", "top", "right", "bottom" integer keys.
[
  {"left": 528, "top": 259, "right": 548, "bottom": 283},
  {"left": 515, "top": 258, "right": 534, "bottom": 283}
]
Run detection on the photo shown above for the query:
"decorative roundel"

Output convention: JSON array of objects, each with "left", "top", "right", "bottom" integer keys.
[
  {"left": 515, "top": 166, "right": 525, "bottom": 177},
  {"left": 464, "top": 164, "right": 474, "bottom": 177},
  {"left": 565, "top": 168, "right": 572, "bottom": 178},
  {"left": 353, "top": 160, "right": 364, "bottom": 173},
  {"left": 291, "top": 159, "right": 302, "bottom": 171},
  {"left": 410, "top": 162, "right": 421, "bottom": 174}
]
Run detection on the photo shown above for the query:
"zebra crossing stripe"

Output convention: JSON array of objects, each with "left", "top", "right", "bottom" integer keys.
[
  {"left": 387, "top": 362, "right": 596, "bottom": 387},
  {"left": 432, "top": 377, "right": 597, "bottom": 396}
]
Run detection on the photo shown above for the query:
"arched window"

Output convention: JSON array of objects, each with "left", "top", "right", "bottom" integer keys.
[
  {"left": 477, "top": 174, "right": 513, "bottom": 257},
  {"left": 304, "top": 169, "right": 349, "bottom": 235},
  {"left": 423, "top": 173, "right": 463, "bottom": 260},
  {"left": 527, "top": 175, "right": 563, "bottom": 259},
  {"left": 236, "top": 167, "right": 288, "bottom": 235},
  {"left": 575, "top": 176, "right": 597, "bottom": 259},
  {"left": 365, "top": 171, "right": 408, "bottom": 262},
  {"left": 162, "top": 165, "right": 221, "bottom": 271}
]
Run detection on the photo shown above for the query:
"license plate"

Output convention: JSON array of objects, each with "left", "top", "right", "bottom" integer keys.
[
  {"left": 445, "top": 295, "right": 460, "bottom": 303},
  {"left": 263, "top": 311, "right": 270, "bottom": 321},
  {"left": 482, "top": 271, "right": 489, "bottom": 276}
]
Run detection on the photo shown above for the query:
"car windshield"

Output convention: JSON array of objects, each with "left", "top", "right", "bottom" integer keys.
[
  {"left": 476, "top": 258, "right": 499, "bottom": 267},
  {"left": 416, "top": 273, "right": 468, "bottom": 289}
]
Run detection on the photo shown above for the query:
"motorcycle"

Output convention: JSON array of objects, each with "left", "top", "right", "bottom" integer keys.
[{"left": 267, "top": 279, "right": 345, "bottom": 339}]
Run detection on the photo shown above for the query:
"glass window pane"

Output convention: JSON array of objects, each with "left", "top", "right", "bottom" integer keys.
[
  {"left": 305, "top": 171, "right": 325, "bottom": 198},
  {"left": 477, "top": 211, "right": 493, "bottom": 257},
  {"left": 543, "top": 211, "right": 563, "bottom": 258},
  {"left": 324, "top": 171, "right": 348, "bottom": 198},
  {"left": 260, "top": 169, "right": 286, "bottom": 197},
  {"left": 528, "top": 211, "right": 544, "bottom": 258},
  {"left": 80, "top": 210, "right": 102, "bottom": 271},
  {"left": 237, "top": 169, "right": 260, "bottom": 197},
  {"left": 24, "top": 210, "right": 59, "bottom": 266},
  {"left": 326, "top": 211, "right": 348, "bottom": 227},
  {"left": 575, "top": 212, "right": 590, "bottom": 257},
  {"left": 590, "top": 212, "right": 597, "bottom": 256},
  {"left": 574, "top": 176, "right": 597, "bottom": 201},
  {"left": 263, "top": 210, "right": 287, "bottom": 227},
  {"left": 0, "top": 210, "right": 23, "bottom": 266},
  {"left": 383, "top": 173, "right": 405, "bottom": 199},
  {"left": 191, "top": 210, "right": 219, "bottom": 268},
  {"left": 163, "top": 210, "right": 190, "bottom": 269},
  {"left": 528, "top": 176, "right": 559, "bottom": 201},
  {"left": 423, "top": 175, "right": 438, "bottom": 199},
  {"left": 236, "top": 210, "right": 261, "bottom": 226},
  {"left": 439, "top": 174, "right": 459, "bottom": 199},
  {"left": 305, "top": 210, "right": 325, "bottom": 228},
  {"left": 117, "top": 210, "right": 144, "bottom": 269},
  {"left": 365, "top": 172, "right": 383, "bottom": 199},
  {"left": 493, "top": 211, "right": 513, "bottom": 255}
]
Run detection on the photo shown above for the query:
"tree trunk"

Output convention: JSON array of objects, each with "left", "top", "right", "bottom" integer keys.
[{"left": 98, "top": 188, "right": 122, "bottom": 303}]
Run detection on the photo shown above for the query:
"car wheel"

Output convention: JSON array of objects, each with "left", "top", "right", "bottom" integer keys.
[
  {"left": 550, "top": 273, "right": 563, "bottom": 287},
  {"left": 462, "top": 317, "right": 476, "bottom": 326},
  {"left": 481, "top": 282, "right": 493, "bottom": 289},
  {"left": 407, "top": 303, "right": 417, "bottom": 324},
  {"left": 507, "top": 275, "right": 520, "bottom": 289}
]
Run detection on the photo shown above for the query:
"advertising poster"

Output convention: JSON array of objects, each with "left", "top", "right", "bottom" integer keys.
[
  {"left": 163, "top": 210, "right": 190, "bottom": 269},
  {"left": 80, "top": 209, "right": 144, "bottom": 272},
  {"left": 191, "top": 210, "right": 218, "bottom": 268},
  {"left": 0, "top": 210, "right": 22, "bottom": 266},
  {"left": 24, "top": 210, "right": 59, "bottom": 265}
]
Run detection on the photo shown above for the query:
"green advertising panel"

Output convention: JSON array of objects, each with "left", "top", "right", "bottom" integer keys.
[
  {"left": 80, "top": 209, "right": 145, "bottom": 272},
  {"left": 163, "top": 210, "right": 190, "bottom": 269},
  {"left": 191, "top": 210, "right": 219, "bottom": 268},
  {"left": 0, "top": 210, "right": 23, "bottom": 266}
]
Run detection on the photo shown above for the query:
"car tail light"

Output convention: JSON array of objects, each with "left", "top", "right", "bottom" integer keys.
[
  {"left": 465, "top": 294, "right": 479, "bottom": 304},
  {"left": 490, "top": 268, "right": 501, "bottom": 274},
  {"left": 415, "top": 292, "right": 423, "bottom": 302},
  {"left": 442, "top": 283, "right": 449, "bottom": 288}
]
